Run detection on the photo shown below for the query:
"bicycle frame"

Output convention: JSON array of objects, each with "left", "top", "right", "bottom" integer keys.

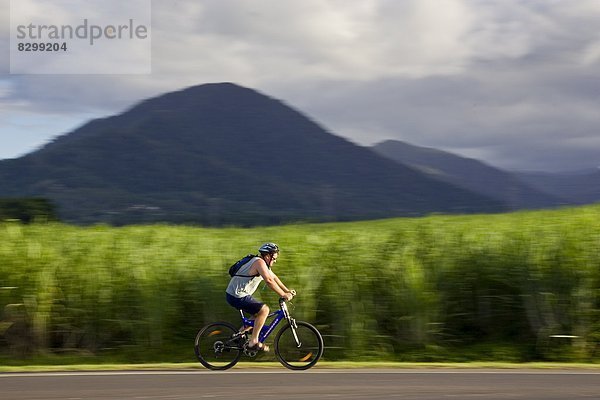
[{"left": 239, "top": 299, "right": 300, "bottom": 346}]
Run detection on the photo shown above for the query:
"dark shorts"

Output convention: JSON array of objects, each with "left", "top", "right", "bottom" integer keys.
[{"left": 226, "top": 293, "right": 265, "bottom": 315}]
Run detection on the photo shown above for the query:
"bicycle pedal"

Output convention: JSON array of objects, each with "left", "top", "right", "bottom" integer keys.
[{"left": 242, "top": 343, "right": 258, "bottom": 357}]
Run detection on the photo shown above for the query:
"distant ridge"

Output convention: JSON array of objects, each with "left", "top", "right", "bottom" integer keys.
[
  {"left": 515, "top": 169, "right": 600, "bottom": 205},
  {"left": 0, "top": 83, "right": 503, "bottom": 225},
  {"left": 372, "top": 140, "right": 561, "bottom": 210}
]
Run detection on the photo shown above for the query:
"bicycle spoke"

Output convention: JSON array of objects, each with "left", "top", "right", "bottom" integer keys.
[
  {"left": 195, "top": 322, "right": 242, "bottom": 370},
  {"left": 275, "top": 321, "right": 323, "bottom": 370}
]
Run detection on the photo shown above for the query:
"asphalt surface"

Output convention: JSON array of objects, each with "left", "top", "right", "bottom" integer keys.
[{"left": 1, "top": 369, "right": 600, "bottom": 400}]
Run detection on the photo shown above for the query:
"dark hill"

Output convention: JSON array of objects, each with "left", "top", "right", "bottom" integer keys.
[
  {"left": 0, "top": 83, "right": 504, "bottom": 225},
  {"left": 372, "top": 140, "right": 561, "bottom": 210}
]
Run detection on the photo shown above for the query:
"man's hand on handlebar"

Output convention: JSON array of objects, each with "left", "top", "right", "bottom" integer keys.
[{"left": 282, "top": 292, "right": 294, "bottom": 301}]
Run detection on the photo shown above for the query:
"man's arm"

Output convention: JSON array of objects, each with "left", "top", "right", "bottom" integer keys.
[{"left": 255, "top": 260, "right": 289, "bottom": 298}]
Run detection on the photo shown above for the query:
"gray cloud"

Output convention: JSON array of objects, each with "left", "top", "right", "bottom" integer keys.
[{"left": 1, "top": 0, "right": 600, "bottom": 171}]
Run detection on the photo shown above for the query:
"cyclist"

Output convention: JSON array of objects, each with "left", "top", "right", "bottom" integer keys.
[{"left": 225, "top": 242, "right": 295, "bottom": 352}]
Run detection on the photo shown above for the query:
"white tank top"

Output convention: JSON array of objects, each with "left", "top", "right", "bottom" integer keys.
[{"left": 225, "top": 257, "right": 265, "bottom": 298}]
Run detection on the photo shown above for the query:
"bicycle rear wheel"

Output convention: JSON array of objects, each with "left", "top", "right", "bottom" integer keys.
[
  {"left": 194, "top": 322, "right": 242, "bottom": 370},
  {"left": 274, "top": 321, "right": 323, "bottom": 370}
]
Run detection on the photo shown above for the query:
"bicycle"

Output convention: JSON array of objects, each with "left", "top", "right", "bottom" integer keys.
[{"left": 194, "top": 297, "right": 323, "bottom": 370}]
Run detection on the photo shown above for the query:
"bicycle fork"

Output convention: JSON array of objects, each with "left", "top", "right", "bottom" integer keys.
[
  {"left": 290, "top": 319, "right": 302, "bottom": 347},
  {"left": 283, "top": 305, "right": 301, "bottom": 348}
]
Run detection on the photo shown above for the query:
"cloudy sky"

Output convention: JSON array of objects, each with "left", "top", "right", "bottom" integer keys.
[{"left": 1, "top": 0, "right": 599, "bottom": 172}]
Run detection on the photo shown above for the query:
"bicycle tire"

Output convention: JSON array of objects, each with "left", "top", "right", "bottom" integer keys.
[
  {"left": 194, "top": 322, "right": 242, "bottom": 370},
  {"left": 274, "top": 321, "right": 324, "bottom": 370}
]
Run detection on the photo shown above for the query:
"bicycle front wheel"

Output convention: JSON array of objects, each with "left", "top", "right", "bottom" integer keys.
[
  {"left": 274, "top": 321, "right": 323, "bottom": 370},
  {"left": 194, "top": 322, "right": 242, "bottom": 370}
]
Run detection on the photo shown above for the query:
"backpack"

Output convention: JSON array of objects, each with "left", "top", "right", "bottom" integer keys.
[{"left": 228, "top": 254, "right": 258, "bottom": 277}]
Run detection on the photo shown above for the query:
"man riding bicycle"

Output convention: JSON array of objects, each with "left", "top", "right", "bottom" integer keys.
[{"left": 225, "top": 243, "right": 295, "bottom": 352}]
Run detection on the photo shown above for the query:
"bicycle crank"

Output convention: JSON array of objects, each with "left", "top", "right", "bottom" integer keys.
[{"left": 242, "top": 343, "right": 258, "bottom": 357}]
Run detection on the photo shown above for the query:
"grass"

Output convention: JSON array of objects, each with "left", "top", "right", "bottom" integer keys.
[
  {"left": 2, "top": 361, "right": 600, "bottom": 373},
  {"left": 1, "top": 203, "right": 600, "bottom": 362}
]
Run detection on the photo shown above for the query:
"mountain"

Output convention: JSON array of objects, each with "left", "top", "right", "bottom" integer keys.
[
  {"left": 371, "top": 140, "right": 562, "bottom": 210},
  {"left": 0, "top": 83, "right": 504, "bottom": 225},
  {"left": 515, "top": 169, "right": 600, "bottom": 205}
]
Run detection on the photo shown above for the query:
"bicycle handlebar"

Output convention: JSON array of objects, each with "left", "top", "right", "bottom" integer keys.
[{"left": 279, "top": 293, "right": 296, "bottom": 304}]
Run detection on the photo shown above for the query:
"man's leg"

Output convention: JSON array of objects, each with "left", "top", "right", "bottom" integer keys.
[{"left": 249, "top": 304, "right": 269, "bottom": 348}]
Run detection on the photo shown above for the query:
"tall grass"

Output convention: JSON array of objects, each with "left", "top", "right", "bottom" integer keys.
[{"left": 0, "top": 205, "right": 599, "bottom": 362}]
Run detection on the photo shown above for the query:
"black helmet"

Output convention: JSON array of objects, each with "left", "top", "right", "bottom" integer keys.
[{"left": 258, "top": 242, "right": 279, "bottom": 255}]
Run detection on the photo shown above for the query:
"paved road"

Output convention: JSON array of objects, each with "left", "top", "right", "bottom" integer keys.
[{"left": 2, "top": 369, "right": 600, "bottom": 400}]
